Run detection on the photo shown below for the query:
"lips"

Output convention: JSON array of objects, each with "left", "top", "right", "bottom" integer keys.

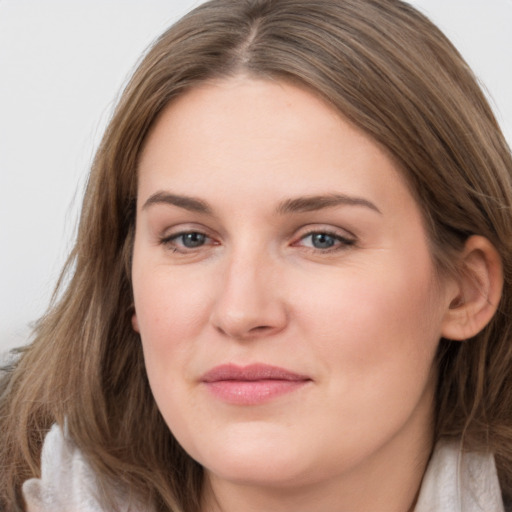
[{"left": 201, "top": 363, "right": 311, "bottom": 405}]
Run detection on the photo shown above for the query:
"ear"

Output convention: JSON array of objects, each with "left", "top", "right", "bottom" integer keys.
[
  {"left": 131, "top": 312, "right": 140, "bottom": 333},
  {"left": 441, "top": 235, "right": 503, "bottom": 341}
]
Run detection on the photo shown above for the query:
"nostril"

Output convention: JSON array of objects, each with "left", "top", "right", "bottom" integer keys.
[
  {"left": 214, "top": 323, "right": 279, "bottom": 339},
  {"left": 252, "top": 325, "right": 270, "bottom": 331},
  {"left": 249, "top": 325, "right": 273, "bottom": 334}
]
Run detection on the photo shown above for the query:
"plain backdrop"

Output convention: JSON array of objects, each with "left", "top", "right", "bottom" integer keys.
[{"left": 1, "top": 0, "right": 512, "bottom": 353}]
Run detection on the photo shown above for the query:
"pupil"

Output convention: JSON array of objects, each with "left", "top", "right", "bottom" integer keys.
[
  {"left": 183, "top": 233, "right": 205, "bottom": 248},
  {"left": 312, "top": 233, "right": 335, "bottom": 249}
]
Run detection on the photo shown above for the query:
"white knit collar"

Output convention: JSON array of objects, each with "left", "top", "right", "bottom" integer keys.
[
  {"left": 415, "top": 438, "right": 504, "bottom": 512},
  {"left": 22, "top": 424, "right": 151, "bottom": 512}
]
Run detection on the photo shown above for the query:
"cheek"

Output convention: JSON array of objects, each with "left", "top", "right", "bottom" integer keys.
[
  {"left": 132, "top": 270, "right": 211, "bottom": 437},
  {"left": 133, "top": 267, "right": 210, "bottom": 344},
  {"left": 296, "top": 255, "right": 443, "bottom": 382},
  {"left": 288, "top": 262, "right": 442, "bottom": 458},
  {"left": 131, "top": 264, "right": 215, "bottom": 402}
]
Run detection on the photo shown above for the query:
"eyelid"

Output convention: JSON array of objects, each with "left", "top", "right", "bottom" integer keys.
[
  {"left": 158, "top": 222, "right": 214, "bottom": 240},
  {"left": 293, "top": 224, "right": 356, "bottom": 241}
]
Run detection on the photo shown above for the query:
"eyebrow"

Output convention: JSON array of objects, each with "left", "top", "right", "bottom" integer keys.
[
  {"left": 276, "top": 194, "right": 381, "bottom": 215},
  {"left": 142, "top": 191, "right": 381, "bottom": 216},
  {"left": 142, "top": 191, "right": 212, "bottom": 214}
]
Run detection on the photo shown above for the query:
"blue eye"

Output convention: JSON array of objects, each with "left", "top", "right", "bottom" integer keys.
[
  {"left": 299, "top": 231, "right": 355, "bottom": 252},
  {"left": 309, "top": 233, "right": 337, "bottom": 249},
  {"left": 178, "top": 232, "right": 207, "bottom": 248},
  {"left": 161, "top": 231, "right": 211, "bottom": 251}
]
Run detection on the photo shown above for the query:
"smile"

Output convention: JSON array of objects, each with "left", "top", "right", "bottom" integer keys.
[{"left": 200, "top": 363, "right": 312, "bottom": 405}]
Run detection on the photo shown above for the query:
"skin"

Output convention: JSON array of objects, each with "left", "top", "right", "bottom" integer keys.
[{"left": 131, "top": 76, "right": 459, "bottom": 512}]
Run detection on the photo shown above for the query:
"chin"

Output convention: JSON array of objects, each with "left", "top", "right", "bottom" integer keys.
[
  {"left": 204, "top": 455, "right": 313, "bottom": 489},
  {"left": 188, "top": 424, "right": 317, "bottom": 487}
]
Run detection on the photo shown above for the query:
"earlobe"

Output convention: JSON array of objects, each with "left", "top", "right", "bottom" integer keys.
[
  {"left": 441, "top": 236, "right": 503, "bottom": 341},
  {"left": 131, "top": 312, "right": 140, "bottom": 333}
]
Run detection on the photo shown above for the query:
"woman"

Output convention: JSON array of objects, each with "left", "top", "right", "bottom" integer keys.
[{"left": 1, "top": 0, "right": 511, "bottom": 510}]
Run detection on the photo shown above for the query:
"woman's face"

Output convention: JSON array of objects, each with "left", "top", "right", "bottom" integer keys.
[{"left": 132, "top": 77, "right": 454, "bottom": 501}]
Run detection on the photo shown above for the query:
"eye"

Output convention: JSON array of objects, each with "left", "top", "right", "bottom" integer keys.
[
  {"left": 307, "top": 233, "right": 338, "bottom": 249},
  {"left": 296, "top": 230, "right": 356, "bottom": 252},
  {"left": 177, "top": 232, "right": 208, "bottom": 248},
  {"left": 161, "top": 231, "right": 215, "bottom": 252}
]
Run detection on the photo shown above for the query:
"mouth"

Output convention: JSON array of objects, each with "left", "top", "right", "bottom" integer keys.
[{"left": 200, "top": 363, "right": 312, "bottom": 405}]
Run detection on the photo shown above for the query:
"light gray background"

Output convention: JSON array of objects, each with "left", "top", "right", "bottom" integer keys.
[{"left": 1, "top": 1, "right": 511, "bottom": 353}]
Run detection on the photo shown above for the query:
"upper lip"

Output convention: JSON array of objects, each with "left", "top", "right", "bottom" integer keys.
[{"left": 201, "top": 363, "right": 311, "bottom": 383}]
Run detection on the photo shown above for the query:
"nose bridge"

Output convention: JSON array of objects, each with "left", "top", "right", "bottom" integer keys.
[{"left": 210, "top": 239, "right": 287, "bottom": 338}]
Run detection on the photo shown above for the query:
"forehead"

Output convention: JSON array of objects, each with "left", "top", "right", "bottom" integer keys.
[{"left": 137, "top": 76, "right": 414, "bottom": 216}]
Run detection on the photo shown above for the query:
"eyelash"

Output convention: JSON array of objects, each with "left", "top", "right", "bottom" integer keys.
[{"left": 159, "top": 229, "right": 356, "bottom": 254}]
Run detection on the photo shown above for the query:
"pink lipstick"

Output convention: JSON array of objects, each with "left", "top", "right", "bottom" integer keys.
[{"left": 201, "top": 363, "right": 311, "bottom": 405}]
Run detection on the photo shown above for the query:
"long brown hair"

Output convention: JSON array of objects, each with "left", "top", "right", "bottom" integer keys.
[{"left": 2, "top": 0, "right": 512, "bottom": 510}]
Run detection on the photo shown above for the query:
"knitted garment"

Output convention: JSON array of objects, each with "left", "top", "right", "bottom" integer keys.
[
  {"left": 22, "top": 424, "right": 151, "bottom": 512},
  {"left": 415, "top": 439, "right": 505, "bottom": 512},
  {"left": 23, "top": 424, "right": 505, "bottom": 511}
]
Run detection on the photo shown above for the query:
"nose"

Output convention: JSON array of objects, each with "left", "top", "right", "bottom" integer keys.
[{"left": 210, "top": 249, "right": 288, "bottom": 340}]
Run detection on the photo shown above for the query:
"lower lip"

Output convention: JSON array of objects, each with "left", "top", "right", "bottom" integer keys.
[{"left": 203, "top": 379, "right": 309, "bottom": 405}]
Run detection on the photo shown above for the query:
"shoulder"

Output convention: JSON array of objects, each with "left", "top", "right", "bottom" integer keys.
[
  {"left": 22, "top": 424, "right": 154, "bottom": 512},
  {"left": 415, "top": 438, "right": 506, "bottom": 512}
]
